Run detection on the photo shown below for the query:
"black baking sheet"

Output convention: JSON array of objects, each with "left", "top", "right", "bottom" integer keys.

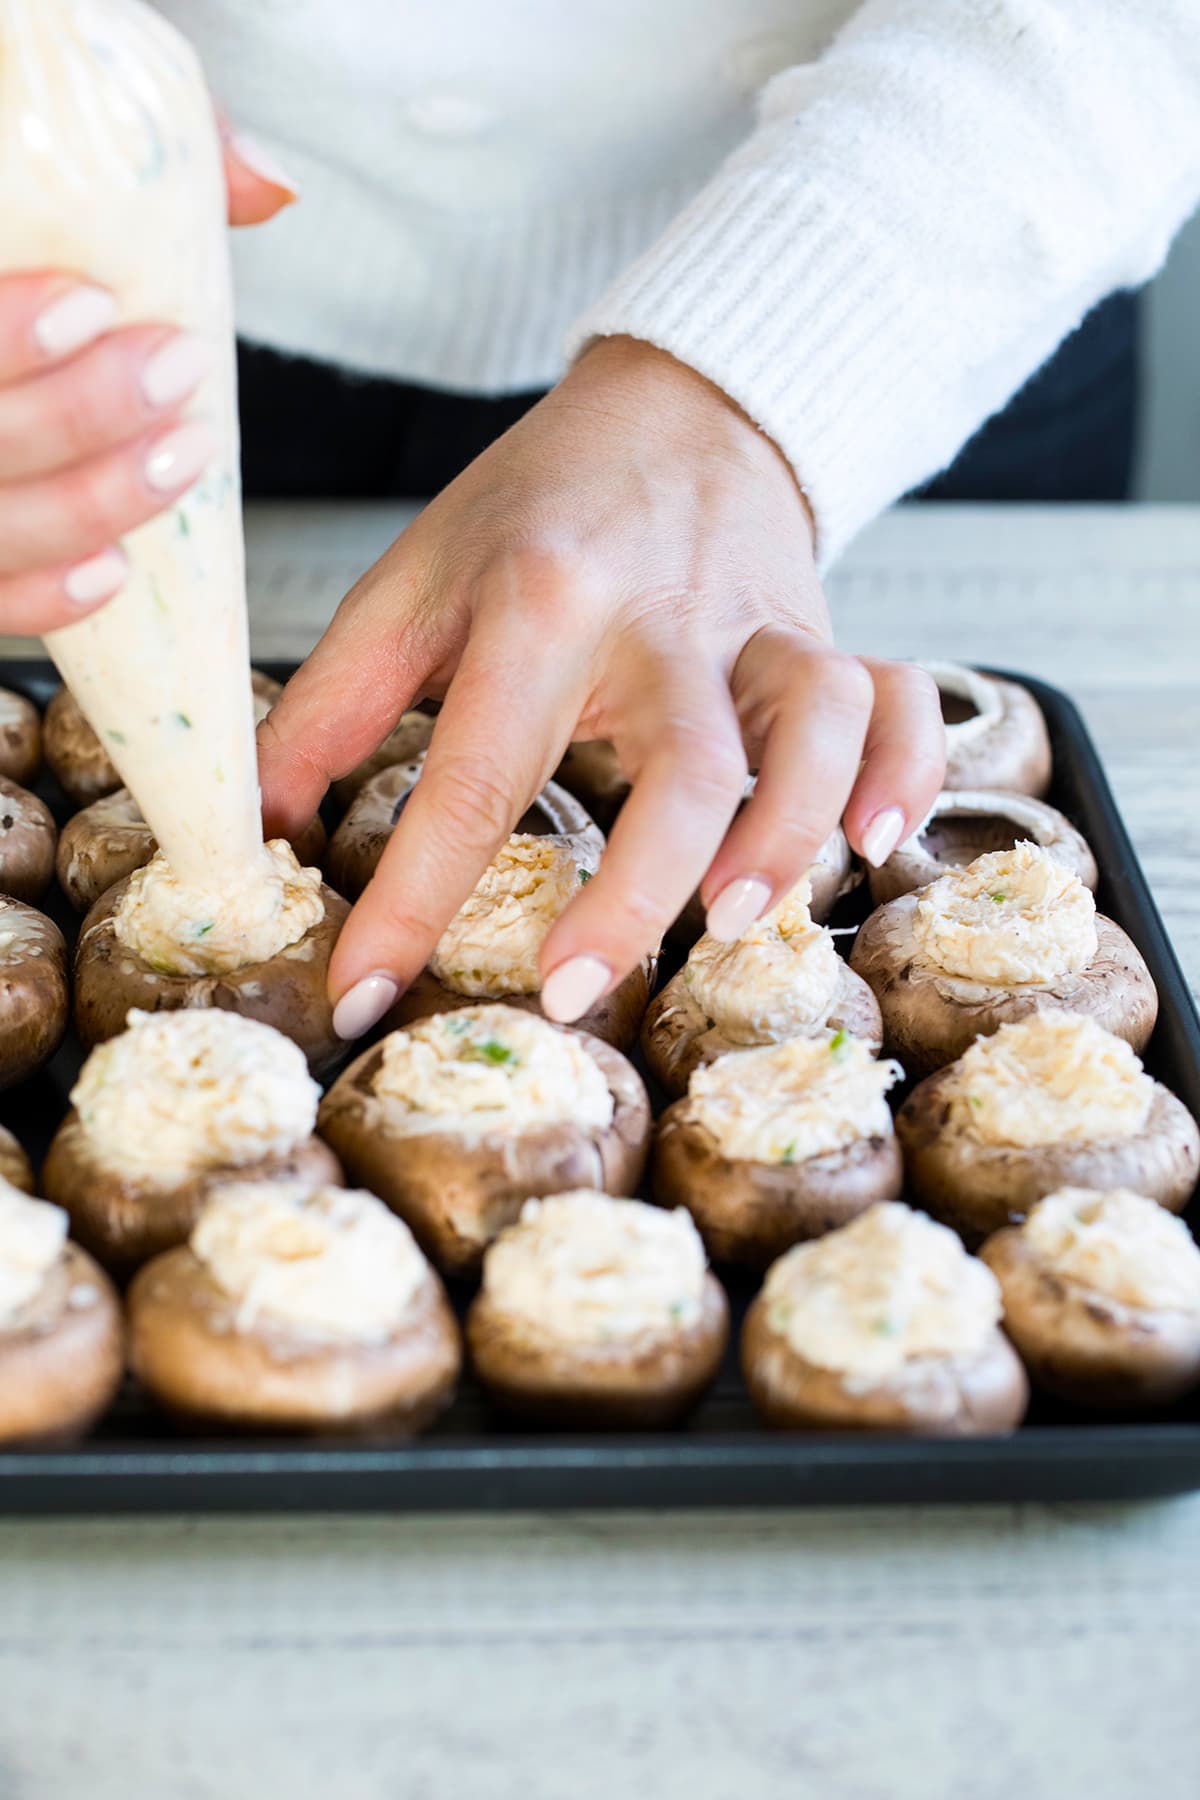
[{"left": 1, "top": 661, "right": 1197, "bottom": 1513}]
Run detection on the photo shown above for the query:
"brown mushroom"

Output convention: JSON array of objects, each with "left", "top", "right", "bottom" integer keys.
[
  {"left": 554, "top": 739, "right": 628, "bottom": 832},
  {"left": 926, "top": 662, "right": 1052, "bottom": 796},
  {"left": 128, "top": 1181, "right": 462, "bottom": 1436},
  {"left": 0, "top": 776, "right": 56, "bottom": 904},
  {"left": 0, "top": 1126, "right": 33, "bottom": 1194},
  {"left": 42, "top": 684, "right": 120, "bottom": 807},
  {"left": 319, "top": 1006, "right": 651, "bottom": 1277},
  {"left": 0, "top": 685, "right": 42, "bottom": 788},
  {"left": 868, "top": 789, "right": 1097, "bottom": 906},
  {"left": 466, "top": 1192, "right": 729, "bottom": 1427},
  {"left": 0, "top": 898, "right": 69, "bottom": 1090},
  {"left": 329, "top": 711, "right": 438, "bottom": 812}
]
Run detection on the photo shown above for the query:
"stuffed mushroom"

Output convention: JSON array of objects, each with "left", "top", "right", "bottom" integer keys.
[
  {"left": 73, "top": 842, "right": 349, "bottom": 1074},
  {"left": 667, "top": 824, "right": 859, "bottom": 960},
  {"left": 319, "top": 1004, "right": 651, "bottom": 1276},
  {"left": 981, "top": 1187, "right": 1200, "bottom": 1410},
  {"left": 0, "top": 776, "right": 56, "bottom": 905},
  {"left": 0, "top": 897, "right": 69, "bottom": 1091},
  {"left": 43, "top": 1008, "right": 341, "bottom": 1275},
  {"left": 741, "top": 1201, "right": 1028, "bottom": 1434},
  {"left": 467, "top": 1191, "right": 729, "bottom": 1427},
  {"left": 867, "top": 789, "right": 1097, "bottom": 906},
  {"left": 653, "top": 1033, "right": 904, "bottom": 1268},
  {"left": 851, "top": 842, "right": 1156, "bottom": 1076},
  {"left": 387, "top": 833, "right": 650, "bottom": 1050},
  {"left": 642, "top": 880, "right": 881, "bottom": 1100},
  {"left": 0, "top": 685, "right": 42, "bottom": 788},
  {"left": 128, "top": 1179, "right": 461, "bottom": 1436},
  {"left": 0, "top": 1181, "right": 124, "bottom": 1447},
  {"left": 924, "top": 662, "right": 1052, "bottom": 796},
  {"left": 897, "top": 1013, "right": 1200, "bottom": 1245}
]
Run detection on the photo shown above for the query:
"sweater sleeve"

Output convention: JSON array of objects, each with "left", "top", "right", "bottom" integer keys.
[{"left": 565, "top": 0, "right": 1200, "bottom": 566}]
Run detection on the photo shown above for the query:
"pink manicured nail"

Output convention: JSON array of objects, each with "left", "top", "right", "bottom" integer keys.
[
  {"left": 141, "top": 333, "right": 213, "bottom": 409},
  {"left": 861, "top": 807, "right": 906, "bottom": 868},
  {"left": 64, "top": 547, "right": 128, "bottom": 606},
  {"left": 144, "top": 421, "right": 218, "bottom": 493},
  {"left": 230, "top": 130, "right": 302, "bottom": 196},
  {"left": 705, "top": 876, "right": 772, "bottom": 942},
  {"left": 332, "top": 973, "right": 399, "bottom": 1041},
  {"left": 541, "top": 955, "right": 611, "bottom": 1024},
  {"left": 33, "top": 286, "right": 116, "bottom": 359}
]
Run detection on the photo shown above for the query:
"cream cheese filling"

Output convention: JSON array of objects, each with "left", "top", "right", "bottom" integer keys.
[
  {"left": 685, "top": 1033, "right": 899, "bottom": 1165},
  {"left": 0, "top": 1182, "right": 68, "bottom": 1323},
  {"left": 373, "top": 1005, "right": 613, "bottom": 1136},
  {"left": 482, "top": 1192, "right": 707, "bottom": 1343},
  {"left": 1023, "top": 1188, "right": 1200, "bottom": 1313},
  {"left": 71, "top": 1008, "right": 320, "bottom": 1186},
  {"left": 430, "top": 834, "right": 595, "bottom": 998},
  {"left": 192, "top": 1181, "right": 428, "bottom": 1340},
  {"left": 113, "top": 841, "right": 324, "bottom": 976},
  {"left": 762, "top": 1201, "right": 1002, "bottom": 1378},
  {"left": 948, "top": 1014, "right": 1155, "bottom": 1148},
  {"left": 683, "top": 880, "right": 842, "bottom": 1045},
  {"left": 913, "top": 842, "right": 1097, "bottom": 985}
]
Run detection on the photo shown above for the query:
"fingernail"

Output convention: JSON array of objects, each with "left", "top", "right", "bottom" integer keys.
[
  {"left": 332, "top": 972, "right": 399, "bottom": 1041},
  {"left": 230, "top": 130, "right": 302, "bottom": 197},
  {"left": 705, "top": 876, "right": 773, "bottom": 942},
  {"left": 541, "top": 955, "right": 611, "bottom": 1024},
  {"left": 141, "top": 333, "right": 213, "bottom": 409},
  {"left": 861, "top": 807, "right": 906, "bottom": 869},
  {"left": 144, "top": 421, "right": 218, "bottom": 494},
  {"left": 33, "top": 286, "right": 117, "bottom": 359},
  {"left": 64, "top": 547, "right": 128, "bottom": 606}
]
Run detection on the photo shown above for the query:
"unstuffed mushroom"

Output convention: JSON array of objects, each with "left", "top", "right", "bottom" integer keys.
[
  {"left": 0, "top": 776, "right": 56, "bottom": 904},
  {"left": 0, "top": 1183, "right": 124, "bottom": 1447},
  {"left": 466, "top": 1190, "right": 729, "bottom": 1427},
  {"left": 319, "top": 1004, "right": 651, "bottom": 1276},
  {"left": 0, "top": 897, "right": 69, "bottom": 1091},
  {"left": 924, "top": 662, "right": 1052, "bottom": 796},
  {"left": 897, "top": 1013, "right": 1200, "bottom": 1245},
  {"left": 867, "top": 789, "right": 1097, "bottom": 906},
  {"left": 43, "top": 1008, "right": 342, "bottom": 1274},
  {"left": 741, "top": 1201, "right": 1028, "bottom": 1434},
  {"left": 981, "top": 1187, "right": 1200, "bottom": 1410},
  {"left": 0, "top": 685, "right": 42, "bottom": 788},
  {"left": 642, "top": 880, "right": 881, "bottom": 1100},
  {"left": 329, "top": 710, "right": 437, "bottom": 811},
  {"left": 128, "top": 1179, "right": 462, "bottom": 1436},
  {"left": 652, "top": 1033, "right": 904, "bottom": 1267},
  {"left": 73, "top": 842, "right": 350, "bottom": 1075},
  {"left": 851, "top": 842, "right": 1156, "bottom": 1076}
]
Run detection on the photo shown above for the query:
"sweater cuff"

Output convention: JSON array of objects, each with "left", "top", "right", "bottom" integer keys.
[{"left": 566, "top": 151, "right": 970, "bottom": 570}]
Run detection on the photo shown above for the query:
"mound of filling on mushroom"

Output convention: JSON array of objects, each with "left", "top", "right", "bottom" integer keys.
[
  {"left": 0, "top": 1181, "right": 124, "bottom": 1447},
  {"left": 898, "top": 1012, "right": 1200, "bottom": 1244},
  {"left": 43, "top": 1008, "right": 339, "bottom": 1273},
  {"left": 318, "top": 1003, "right": 651, "bottom": 1276},
  {"left": 128, "top": 1179, "right": 461, "bottom": 1436},
  {"left": 389, "top": 833, "right": 650, "bottom": 1049},
  {"left": 741, "top": 1200, "right": 1028, "bottom": 1434},
  {"left": 851, "top": 841, "right": 1157, "bottom": 1075},
  {"left": 982, "top": 1187, "right": 1200, "bottom": 1410},
  {"left": 641, "top": 879, "right": 881, "bottom": 1098},
  {"left": 466, "top": 1190, "right": 729, "bottom": 1427},
  {"left": 73, "top": 840, "right": 349, "bottom": 1072}
]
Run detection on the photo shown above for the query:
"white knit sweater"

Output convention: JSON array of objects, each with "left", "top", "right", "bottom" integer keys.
[{"left": 151, "top": 1, "right": 1200, "bottom": 563}]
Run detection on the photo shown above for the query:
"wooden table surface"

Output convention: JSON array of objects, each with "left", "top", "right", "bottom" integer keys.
[{"left": 1, "top": 501, "right": 1197, "bottom": 1799}]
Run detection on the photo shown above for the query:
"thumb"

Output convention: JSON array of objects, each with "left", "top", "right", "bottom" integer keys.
[{"left": 217, "top": 114, "right": 301, "bottom": 227}]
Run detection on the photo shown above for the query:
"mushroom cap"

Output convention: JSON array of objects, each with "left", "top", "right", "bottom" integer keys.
[
  {"left": 640, "top": 959, "right": 882, "bottom": 1101},
  {"left": 868, "top": 789, "right": 1098, "bottom": 906},
  {"left": 466, "top": 1270, "right": 729, "bottom": 1428},
  {"left": 553, "top": 740, "right": 628, "bottom": 832},
  {"left": 0, "top": 775, "right": 56, "bottom": 905},
  {"left": 741, "top": 1292, "right": 1028, "bottom": 1434},
  {"left": 43, "top": 685, "right": 120, "bottom": 807},
  {"left": 850, "top": 894, "right": 1157, "bottom": 1077},
  {"left": 42, "top": 1119, "right": 343, "bottom": 1276},
  {"left": 981, "top": 1225, "right": 1200, "bottom": 1410},
  {"left": 0, "top": 1125, "right": 33, "bottom": 1194},
  {"left": 73, "top": 874, "right": 351, "bottom": 1076},
  {"left": 329, "top": 712, "right": 437, "bottom": 812},
  {"left": 0, "top": 685, "right": 42, "bottom": 788},
  {"left": 897, "top": 1070, "right": 1200, "bottom": 1245},
  {"left": 318, "top": 1028, "right": 651, "bottom": 1277},
  {"left": 0, "top": 898, "right": 69, "bottom": 1091},
  {"left": 0, "top": 1244, "right": 125, "bottom": 1447},
  {"left": 651, "top": 1102, "right": 903, "bottom": 1268},
  {"left": 128, "top": 1244, "right": 461, "bottom": 1436},
  {"left": 926, "top": 664, "right": 1052, "bottom": 797}
]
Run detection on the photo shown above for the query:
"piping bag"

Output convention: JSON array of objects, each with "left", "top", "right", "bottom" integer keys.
[{"left": 0, "top": 0, "right": 263, "bottom": 885}]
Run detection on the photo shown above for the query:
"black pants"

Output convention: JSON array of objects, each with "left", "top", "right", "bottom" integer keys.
[{"left": 238, "top": 290, "right": 1138, "bottom": 506}]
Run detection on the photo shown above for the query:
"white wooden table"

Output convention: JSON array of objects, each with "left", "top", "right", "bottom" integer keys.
[{"left": 1, "top": 502, "right": 1197, "bottom": 1800}]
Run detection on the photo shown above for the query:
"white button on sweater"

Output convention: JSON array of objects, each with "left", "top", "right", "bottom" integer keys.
[{"left": 150, "top": 0, "right": 1200, "bottom": 563}]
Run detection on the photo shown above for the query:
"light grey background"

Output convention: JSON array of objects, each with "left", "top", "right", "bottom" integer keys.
[{"left": 1139, "top": 210, "right": 1200, "bottom": 498}]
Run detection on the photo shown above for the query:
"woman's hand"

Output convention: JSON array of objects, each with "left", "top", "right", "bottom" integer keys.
[
  {"left": 0, "top": 131, "right": 294, "bottom": 636},
  {"left": 260, "top": 335, "right": 947, "bottom": 1039}
]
